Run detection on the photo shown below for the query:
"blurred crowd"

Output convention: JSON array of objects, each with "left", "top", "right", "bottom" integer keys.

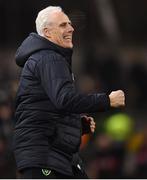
[
  {"left": 0, "top": 45, "right": 147, "bottom": 178},
  {"left": 0, "top": 83, "right": 16, "bottom": 178},
  {"left": 0, "top": 0, "right": 147, "bottom": 178}
]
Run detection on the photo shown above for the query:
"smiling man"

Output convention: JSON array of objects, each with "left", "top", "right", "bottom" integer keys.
[
  {"left": 13, "top": 6, "right": 125, "bottom": 179},
  {"left": 42, "top": 10, "right": 74, "bottom": 48}
]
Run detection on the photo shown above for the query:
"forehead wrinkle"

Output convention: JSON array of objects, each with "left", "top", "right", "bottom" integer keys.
[{"left": 49, "top": 12, "right": 70, "bottom": 26}]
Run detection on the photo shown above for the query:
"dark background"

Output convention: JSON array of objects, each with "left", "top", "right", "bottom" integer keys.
[{"left": 0, "top": 0, "right": 147, "bottom": 178}]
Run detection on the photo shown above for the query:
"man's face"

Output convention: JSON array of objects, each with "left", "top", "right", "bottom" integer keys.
[{"left": 44, "top": 11, "right": 74, "bottom": 48}]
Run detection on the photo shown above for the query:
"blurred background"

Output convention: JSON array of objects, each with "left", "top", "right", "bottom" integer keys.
[{"left": 0, "top": 0, "right": 147, "bottom": 178}]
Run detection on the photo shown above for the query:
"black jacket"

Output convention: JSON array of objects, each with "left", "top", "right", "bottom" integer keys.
[{"left": 13, "top": 33, "right": 110, "bottom": 175}]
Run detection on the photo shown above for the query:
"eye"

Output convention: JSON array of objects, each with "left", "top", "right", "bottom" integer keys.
[
  {"left": 59, "top": 22, "right": 73, "bottom": 28},
  {"left": 60, "top": 22, "right": 67, "bottom": 27}
]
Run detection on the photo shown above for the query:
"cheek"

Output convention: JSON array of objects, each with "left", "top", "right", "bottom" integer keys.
[
  {"left": 56, "top": 32, "right": 64, "bottom": 41},
  {"left": 52, "top": 31, "right": 61, "bottom": 39}
]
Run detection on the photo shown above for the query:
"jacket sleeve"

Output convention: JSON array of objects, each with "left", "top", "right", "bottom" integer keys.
[{"left": 35, "top": 53, "right": 110, "bottom": 114}]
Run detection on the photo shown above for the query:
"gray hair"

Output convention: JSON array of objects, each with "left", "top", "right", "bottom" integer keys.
[{"left": 35, "top": 6, "right": 62, "bottom": 36}]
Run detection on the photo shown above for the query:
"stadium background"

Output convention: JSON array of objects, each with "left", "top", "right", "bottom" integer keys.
[{"left": 0, "top": 0, "right": 147, "bottom": 178}]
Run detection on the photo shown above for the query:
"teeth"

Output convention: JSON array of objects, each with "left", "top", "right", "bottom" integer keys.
[{"left": 64, "top": 36, "right": 72, "bottom": 40}]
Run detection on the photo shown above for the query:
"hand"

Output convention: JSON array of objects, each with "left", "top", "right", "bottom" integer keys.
[
  {"left": 109, "top": 90, "right": 125, "bottom": 108},
  {"left": 81, "top": 115, "right": 96, "bottom": 134}
]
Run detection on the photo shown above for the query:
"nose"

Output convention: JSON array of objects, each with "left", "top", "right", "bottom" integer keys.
[
  {"left": 68, "top": 23, "right": 74, "bottom": 32},
  {"left": 70, "top": 25, "right": 74, "bottom": 32}
]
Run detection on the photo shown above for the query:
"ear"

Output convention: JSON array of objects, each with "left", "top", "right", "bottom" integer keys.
[{"left": 43, "top": 28, "right": 52, "bottom": 38}]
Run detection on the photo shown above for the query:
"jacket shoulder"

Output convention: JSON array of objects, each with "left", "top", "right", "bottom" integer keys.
[{"left": 31, "top": 50, "right": 64, "bottom": 64}]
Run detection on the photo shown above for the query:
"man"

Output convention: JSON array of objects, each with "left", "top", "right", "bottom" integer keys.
[{"left": 13, "top": 6, "right": 125, "bottom": 179}]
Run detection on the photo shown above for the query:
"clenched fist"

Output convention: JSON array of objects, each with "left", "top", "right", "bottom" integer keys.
[{"left": 109, "top": 90, "right": 125, "bottom": 107}]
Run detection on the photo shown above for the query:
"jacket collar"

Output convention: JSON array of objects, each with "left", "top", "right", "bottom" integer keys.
[{"left": 36, "top": 33, "right": 73, "bottom": 66}]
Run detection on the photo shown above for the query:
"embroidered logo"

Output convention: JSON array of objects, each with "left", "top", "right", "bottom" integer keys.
[{"left": 42, "top": 169, "right": 51, "bottom": 176}]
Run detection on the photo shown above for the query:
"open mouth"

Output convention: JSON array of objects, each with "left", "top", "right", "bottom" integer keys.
[{"left": 64, "top": 35, "right": 72, "bottom": 41}]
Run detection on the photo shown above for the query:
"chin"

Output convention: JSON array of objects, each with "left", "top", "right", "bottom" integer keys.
[{"left": 66, "top": 43, "right": 73, "bottom": 49}]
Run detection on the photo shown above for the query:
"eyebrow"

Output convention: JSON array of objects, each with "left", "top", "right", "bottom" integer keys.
[{"left": 59, "top": 21, "right": 72, "bottom": 26}]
